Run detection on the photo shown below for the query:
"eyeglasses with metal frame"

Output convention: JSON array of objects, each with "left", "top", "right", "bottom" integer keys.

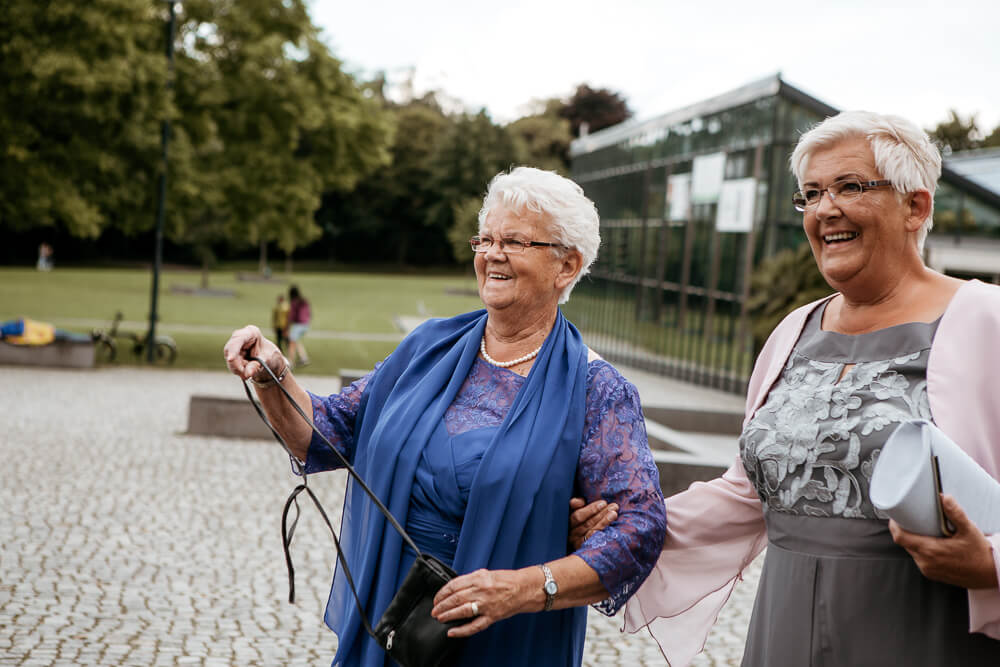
[
  {"left": 469, "top": 235, "right": 563, "bottom": 254},
  {"left": 792, "top": 178, "right": 894, "bottom": 212}
]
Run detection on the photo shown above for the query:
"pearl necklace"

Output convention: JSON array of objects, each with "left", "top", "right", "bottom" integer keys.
[{"left": 480, "top": 336, "right": 543, "bottom": 368}]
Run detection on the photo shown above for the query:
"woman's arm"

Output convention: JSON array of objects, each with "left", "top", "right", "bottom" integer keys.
[
  {"left": 430, "top": 555, "right": 607, "bottom": 637},
  {"left": 571, "top": 361, "right": 667, "bottom": 615},
  {"left": 223, "top": 324, "right": 372, "bottom": 468},
  {"left": 223, "top": 325, "right": 313, "bottom": 459}
]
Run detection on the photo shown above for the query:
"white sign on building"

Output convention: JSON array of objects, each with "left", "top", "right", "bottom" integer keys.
[
  {"left": 691, "top": 152, "right": 726, "bottom": 204},
  {"left": 667, "top": 173, "right": 691, "bottom": 221},
  {"left": 715, "top": 178, "right": 756, "bottom": 232}
]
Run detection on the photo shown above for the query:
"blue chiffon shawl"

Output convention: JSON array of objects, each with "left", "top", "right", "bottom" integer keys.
[{"left": 326, "top": 309, "right": 590, "bottom": 666}]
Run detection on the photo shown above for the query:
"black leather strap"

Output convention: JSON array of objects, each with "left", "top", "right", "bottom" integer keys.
[{"left": 242, "top": 355, "right": 424, "bottom": 640}]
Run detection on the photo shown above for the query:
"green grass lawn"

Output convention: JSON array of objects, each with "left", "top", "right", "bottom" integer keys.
[{"left": 0, "top": 267, "right": 483, "bottom": 374}]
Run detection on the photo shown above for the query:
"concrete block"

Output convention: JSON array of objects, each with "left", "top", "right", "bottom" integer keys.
[
  {"left": 187, "top": 395, "right": 272, "bottom": 440},
  {"left": 340, "top": 368, "right": 370, "bottom": 387},
  {"left": 0, "top": 341, "right": 95, "bottom": 369},
  {"left": 643, "top": 405, "right": 743, "bottom": 436},
  {"left": 655, "top": 458, "right": 729, "bottom": 496}
]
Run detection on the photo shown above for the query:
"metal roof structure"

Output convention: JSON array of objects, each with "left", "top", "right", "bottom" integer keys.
[
  {"left": 945, "top": 147, "right": 1000, "bottom": 196},
  {"left": 570, "top": 74, "right": 1000, "bottom": 210},
  {"left": 569, "top": 73, "right": 833, "bottom": 157}
]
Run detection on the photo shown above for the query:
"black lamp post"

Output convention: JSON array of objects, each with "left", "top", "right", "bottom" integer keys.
[{"left": 147, "top": 0, "right": 177, "bottom": 362}]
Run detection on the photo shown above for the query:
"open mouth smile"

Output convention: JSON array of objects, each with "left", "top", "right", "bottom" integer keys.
[
  {"left": 823, "top": 231, "right": 859, "bottom": 244},
  {"left": 487, "top": 272, "right": 512, "bottom": 280}
]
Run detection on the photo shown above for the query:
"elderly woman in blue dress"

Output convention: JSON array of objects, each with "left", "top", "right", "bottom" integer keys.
[{"left": 223, "top": 166, "right": 667, "bottom": 667}]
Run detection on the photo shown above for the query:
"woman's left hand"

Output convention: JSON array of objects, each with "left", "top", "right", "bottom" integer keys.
[
  {"left": 889, "top": 494, "right": 998, "bottom": 589},
  {"left": 431, "top": 568, "right": 537, "bottom": 638}
]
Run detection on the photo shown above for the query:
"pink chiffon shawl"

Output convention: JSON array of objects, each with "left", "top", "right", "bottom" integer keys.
[{"left": 623, "top": 279, "right": 1000, "bottom": 666}]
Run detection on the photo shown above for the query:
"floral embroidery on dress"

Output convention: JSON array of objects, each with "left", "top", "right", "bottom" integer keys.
[{"left": 741, "top": 346, "right": 932, "bottom": 519}]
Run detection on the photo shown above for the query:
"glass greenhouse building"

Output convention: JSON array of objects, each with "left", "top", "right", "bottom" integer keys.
[{"left": 565, "top": 74, "right": 1000, "bottom": 393}]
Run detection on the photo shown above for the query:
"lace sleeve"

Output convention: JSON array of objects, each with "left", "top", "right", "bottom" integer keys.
[
  {"left": 574, "top": 360, "right": 667, "bottom": 616},
  {"left": 301, "top": 362, "right": 382, "bottom": 474}
]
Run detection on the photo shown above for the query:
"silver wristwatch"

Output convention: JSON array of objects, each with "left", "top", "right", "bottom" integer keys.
[{"left": 540, "top": 564, "right": 558, "bottom": 611}]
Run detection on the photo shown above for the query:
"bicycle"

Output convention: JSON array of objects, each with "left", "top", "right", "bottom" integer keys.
[{"left": 91, "top": 312, "right": 178, "bottom": 365}]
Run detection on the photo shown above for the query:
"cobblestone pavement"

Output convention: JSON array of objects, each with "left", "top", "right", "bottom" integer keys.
[{"left": 1, "top": 367, "right": 762, "bottom": 666}]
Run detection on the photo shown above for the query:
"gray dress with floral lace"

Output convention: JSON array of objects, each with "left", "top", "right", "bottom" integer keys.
[{"left": 738, "top": 304, "right": 1000, "bottom": 666}]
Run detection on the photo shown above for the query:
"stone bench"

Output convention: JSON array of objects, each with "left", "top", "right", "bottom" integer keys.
[
  {"left": 186, "top": 394, "right": 273, "bottom": 440},
  {"left": 0, "top": 340, "right": 95, "bottom": 369},
  {"left": 186, "top": 368, "right": 369, "bottom": 440},
  {"left": 651, "top": 450, "right": 729, "bottom": 496},
  {"left": 643, "top": 405, "right": 743, "bottom": 436}
]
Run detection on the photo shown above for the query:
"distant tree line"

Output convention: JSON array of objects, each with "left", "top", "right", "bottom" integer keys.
[
  {"left": 0, "top": 0, "right": 631, "bottom": 272},
  {"left": 928, "top": 110, "right": 1000, "bottom": 154},
  {"left": 317, "top": 81, "right": 631, "bottom": 267}
]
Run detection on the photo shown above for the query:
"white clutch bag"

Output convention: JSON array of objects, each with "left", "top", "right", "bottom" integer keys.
[{"left": 870, "top": 419, "right": 1000, "bottom": 537}]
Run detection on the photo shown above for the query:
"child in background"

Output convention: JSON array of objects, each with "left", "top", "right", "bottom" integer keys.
[
  {"left": 287, "top": 285, "right": 311, "bottom": 367},
  {"left": 271, "top": 295, "right": 289, "bottom": 353}
]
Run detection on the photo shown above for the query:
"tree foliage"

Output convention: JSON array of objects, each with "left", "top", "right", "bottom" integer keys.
[
  {"left": 171, "top": 0, "right": 392, "bottom": 263},
  {"left": 0, "top": 0, "right": 393, "bottom": 268},
  {"left": 316, "top": 99, "right": 525, "bottom": 266},
  {"left": 929, "top": 110, "right": 982, "bottom": 154},
  {"left": 747, "top": 242, "right": 831, "bottom": 355},
  {"left": 507, "top": 108, "right": 573, "bottom": 174},
  {"left": 928, "top": 109, "right": 1000, "bottom": 153},
  {"left": 558, "top": 84, "right": 632, "bottom": 138},
  {"left": 982, "top": 125, "right": 1000, "bottom": 149},
  {"left": 0, "top": 1, "right": 168, "bottom": 237},
  {"left": 2, "top": 2, "right": 629, "bottom": 271}
]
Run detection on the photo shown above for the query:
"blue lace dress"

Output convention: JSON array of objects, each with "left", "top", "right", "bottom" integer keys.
[
  {"left": 739, "top": 304, "right": 1000, "bottom": 666},
  {"left": 306, "top": 355, "right": 666, "bottom": 666}
]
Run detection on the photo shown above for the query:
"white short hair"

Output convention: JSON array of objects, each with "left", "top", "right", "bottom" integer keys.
[
  {"left": 479, "top": 166, "right": 600, "bottom": 303},
  {"left": 790, "top": 111, "right": 942, "bottom": 252}
]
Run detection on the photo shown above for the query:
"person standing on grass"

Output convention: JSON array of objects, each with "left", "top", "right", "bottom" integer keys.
[
  {"left": 287, "top": 285, "right": 311, "bottom": 367},
  {"left": 272, "top": 294, "right": 290, "bottom": 353}
]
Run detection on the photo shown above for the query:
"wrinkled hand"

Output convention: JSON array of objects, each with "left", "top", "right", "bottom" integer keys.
[
  {"left": 889, "top": 494, "right": 998, "bottom": 590},
  {"left": 431, "top": 568, "right": 534, "bottom": 638},
  {"left": 568, "top": 497, "right": 618, "bottom": 551},
  {"left": 222, "top": 325, "right": 283, "bottom": 381}
]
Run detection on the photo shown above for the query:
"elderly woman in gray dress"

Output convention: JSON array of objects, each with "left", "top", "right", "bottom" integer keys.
[{"left": 572, "top": 111, "right": 1000, "bottom": 665}]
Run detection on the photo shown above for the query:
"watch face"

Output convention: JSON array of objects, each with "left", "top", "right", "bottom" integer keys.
[{"left": 544, "top": 580, "right": 558, "bottom": 595}]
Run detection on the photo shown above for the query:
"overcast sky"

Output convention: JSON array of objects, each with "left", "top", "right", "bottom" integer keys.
[{"left": 308, "top": 0, "right": 1000, "bottom": 135}]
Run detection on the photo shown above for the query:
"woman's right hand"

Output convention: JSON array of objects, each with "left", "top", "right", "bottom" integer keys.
[
  {"left": 223, "top": 325, "right": 283, "bottom": 380},
  {"left": 568, "top": 497, "right": 618, "bottom": 551}
]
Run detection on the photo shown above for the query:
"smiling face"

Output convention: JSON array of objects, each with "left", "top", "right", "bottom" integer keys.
[
  {"left": 800, "top": 136, "right": 924, "bottom": 294},
  {"left": 474, "top": 205, "right": 578, "bottom": 318}
]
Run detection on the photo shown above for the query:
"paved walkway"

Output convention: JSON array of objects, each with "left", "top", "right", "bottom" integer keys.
[{"left": 1, "top": 367, "right": 762, "bottom": 666}]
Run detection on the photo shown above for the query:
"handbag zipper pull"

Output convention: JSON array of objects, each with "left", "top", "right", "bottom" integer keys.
[{"left": 386, "top": 629, "right": 395, "bottom": 650}]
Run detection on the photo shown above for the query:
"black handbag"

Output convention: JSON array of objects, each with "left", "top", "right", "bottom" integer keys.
[{"left": 243, "top": 357, "right": 466, "bottom": 667}]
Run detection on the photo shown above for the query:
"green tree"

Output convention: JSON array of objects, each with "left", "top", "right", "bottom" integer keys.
[
  {"left": 929, "top": 110, "right": 982, "bottom": 153},
  {"left": 172, "top": 0, "right": 393, "bottom": 272},
  {"left": 315, "top": 99, "right": 451, "bottom": 265},
  {"left": 506, "top": 108, "right": 573, "bottom": 173},
  {"left": 433, "top": 110, "right": 521, "bottom": 264},
  {"left": 982, "top": 124, "right": 1000, "bottom": 149},
  {"left": 0, "top": 1, "right": 169, "bottom": 237},
  {"left": 747, "top": 242, "right": 831, "bottom": 356},
  {"left": 317, "top": 101, "right": 522, "bottom": 267},
  {"left": 559, "top": 84, "right": 632, "bottom": 138},
  {"left": 0, "top": 0, "right": 392, "bottom": 277}
]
